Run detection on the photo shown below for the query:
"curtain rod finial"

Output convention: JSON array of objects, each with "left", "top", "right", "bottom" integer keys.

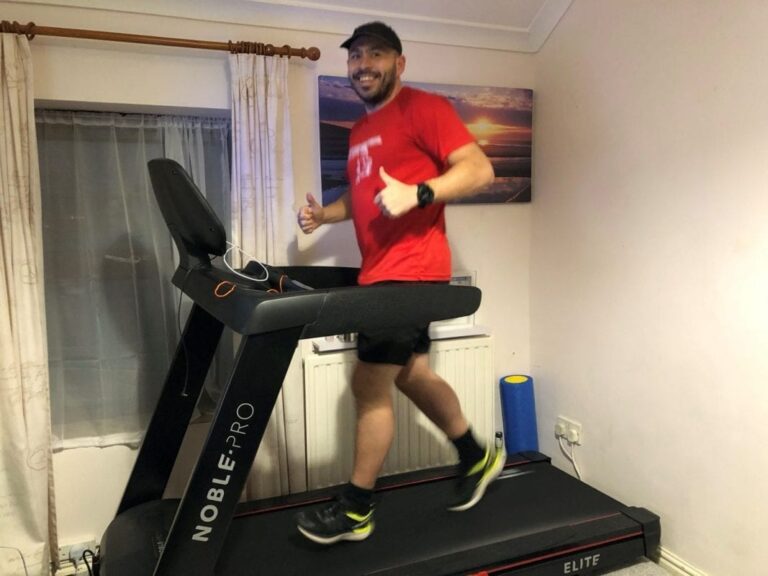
[{"left": 307, "top": 47, "right": 321, "bottom": 61}]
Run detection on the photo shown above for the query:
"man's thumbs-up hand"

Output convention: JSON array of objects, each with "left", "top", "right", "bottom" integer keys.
[
  {"left": 374, "top": 167, "right": 419, "bottom": 218},
  {"left": 297, "top": 192, "right": 324, "bottom": 234}
]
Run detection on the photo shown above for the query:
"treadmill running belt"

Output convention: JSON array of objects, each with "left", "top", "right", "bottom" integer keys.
[{"left": 216, "top": 461, "right": 648, "bottom": 575}]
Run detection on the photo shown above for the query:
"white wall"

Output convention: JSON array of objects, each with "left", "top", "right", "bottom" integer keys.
[
  {"left": 3, "top": 1, "right": 534, "bottom": 548},
  {"left": 532, "top": 1, "right": 768, "bottom": 574}
]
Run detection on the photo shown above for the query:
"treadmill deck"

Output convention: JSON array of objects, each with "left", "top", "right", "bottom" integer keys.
[{"left": 218, "top": 456, "right": 655, "bottom": 575}]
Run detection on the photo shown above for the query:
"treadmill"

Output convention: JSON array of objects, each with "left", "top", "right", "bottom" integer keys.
[{"left": 96, "top": 159, "right": 660, "bottom": 576}]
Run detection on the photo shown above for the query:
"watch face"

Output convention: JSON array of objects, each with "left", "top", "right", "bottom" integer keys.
[{"left": 418, "top": 183, "right": 435, "bottom": 207}]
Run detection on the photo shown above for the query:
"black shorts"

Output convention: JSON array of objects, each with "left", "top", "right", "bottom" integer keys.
[
  {"left": 356, "top": 280, "right": 446, "bottom": 365},
  {"left": 357, "top": 324, "right": 431, "bottom": 366}
]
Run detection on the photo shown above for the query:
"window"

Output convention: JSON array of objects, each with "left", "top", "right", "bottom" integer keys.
[{"left": 37, "top": 109, "right": 230, "bottom": 448}]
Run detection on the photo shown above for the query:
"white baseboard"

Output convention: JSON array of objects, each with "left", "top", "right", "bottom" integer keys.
[{"left": 658, "top": 547, "right": 707, "bottom": 576}]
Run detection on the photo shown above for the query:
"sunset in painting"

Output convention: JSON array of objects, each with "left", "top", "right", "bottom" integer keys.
[
  {"left": 466, "top": 117, "right": 501, "bottom": 145},
  {"left": 318, "top": 76, "right": 533, "bottom": 204}
]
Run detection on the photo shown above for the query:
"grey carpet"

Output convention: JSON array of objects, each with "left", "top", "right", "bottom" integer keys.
[{"left": 606, "top": 559, "right": 668, "bottom": 575}]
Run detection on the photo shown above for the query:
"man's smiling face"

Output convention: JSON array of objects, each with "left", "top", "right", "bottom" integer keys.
[{"left": 347, "top": 37, "right": 405, "bottom": 110}]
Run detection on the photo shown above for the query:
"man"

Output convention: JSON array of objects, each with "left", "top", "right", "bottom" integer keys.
[{"left": 296, "top": 21, "right": 503, "bottom": 545}]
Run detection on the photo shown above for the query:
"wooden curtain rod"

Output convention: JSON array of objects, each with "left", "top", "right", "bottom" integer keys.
[{"left": 0, "top": 20, "right": 321, "bottom": 60}]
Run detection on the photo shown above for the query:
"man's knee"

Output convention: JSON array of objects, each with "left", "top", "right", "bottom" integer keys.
[
  {"left": 394, "top": 369, "right": 417, "bottom": 393},
  {"left": 394, "top": 354, "right": 430, "bottom": 391}
]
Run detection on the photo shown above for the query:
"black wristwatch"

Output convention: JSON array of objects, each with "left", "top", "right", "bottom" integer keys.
[{"left": 416, "top": 182, "right": 435, "bottom": 208}]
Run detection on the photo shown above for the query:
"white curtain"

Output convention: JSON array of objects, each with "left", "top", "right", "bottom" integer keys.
[
  {"left": 0, "top": 33, "right": 55, "bottom": 576},
  {"left": 229, "top": 53, "right": 302, "bottom": 498},
  {"left": 36, "top": 110, "right": 231, "bottom": 449}
]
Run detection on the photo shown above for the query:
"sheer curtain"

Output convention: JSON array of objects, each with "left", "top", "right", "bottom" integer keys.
[
  {"left": 0, "top": 33, "right": 55, "bottom": 576},
  {"left": 36, "top": 110, "right": 231, "bottom": 449},
  {"left": 229, "top": 53, "right": 301, "bottom": 498}
]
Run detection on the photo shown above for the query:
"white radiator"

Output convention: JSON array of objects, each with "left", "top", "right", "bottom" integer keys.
[{"left": 303, "top": 336, "right": 494, "bottom": 489}]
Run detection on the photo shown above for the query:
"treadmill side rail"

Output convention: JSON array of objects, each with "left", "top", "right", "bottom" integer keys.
[
  {"left": 465, "top": 538, "right": 648, "bottom": 576},
  {"left": 622, "top": 506, "right": 661, "bottom": 560}
]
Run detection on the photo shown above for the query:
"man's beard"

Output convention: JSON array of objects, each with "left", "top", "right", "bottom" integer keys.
[{"left": 350, "top": 65, "right": 397, "bottom": 107}]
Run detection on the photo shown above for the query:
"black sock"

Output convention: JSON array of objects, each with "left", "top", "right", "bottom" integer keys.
[
  {"left": 342, "top": 482, "right": 374, "bottom": 512},
  {"left": 452, "top": 427, "right": 486, "bottom": 471}
]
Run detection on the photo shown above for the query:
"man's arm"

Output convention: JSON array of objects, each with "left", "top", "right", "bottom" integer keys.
[
  {"left": 297, "top": 191, "right": 352, "bottom": 234},
  {"left": 374, "top": 142, "right": 495, "bottom": 217}
]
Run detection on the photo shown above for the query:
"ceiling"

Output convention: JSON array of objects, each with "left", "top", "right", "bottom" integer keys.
[
  {"left": 242, "top": 0, "right": 575, "bottom": 53},
  {"left": 17, "top": 0, "right": 573, "bottom": 53}
]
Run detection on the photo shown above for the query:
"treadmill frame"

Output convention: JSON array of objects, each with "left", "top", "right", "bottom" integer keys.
[{"left": 97, "top": 159, "right": 660, "bottom": 576}]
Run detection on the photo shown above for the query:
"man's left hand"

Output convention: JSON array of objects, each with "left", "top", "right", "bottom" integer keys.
[{"left": 374, "top": 167, "right": 419, "bottom": 218}]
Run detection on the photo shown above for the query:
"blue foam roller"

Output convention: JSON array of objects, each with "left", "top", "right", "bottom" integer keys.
[{"left": 500, "top": 375, "right": 539, "bottom": 454}]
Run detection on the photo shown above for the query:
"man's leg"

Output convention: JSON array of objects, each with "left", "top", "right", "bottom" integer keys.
[
  {"left": 350, "top": 360, "right": 402, "bottom": 489},
  {"left": 395, "top": 353, "right": 506, "bottom": 511},
  {"left": 296, "top": 359, "right": 401, "bottom": 544},
  {"left": 394, "top": 352, "right": 468, "bottom": 440}
]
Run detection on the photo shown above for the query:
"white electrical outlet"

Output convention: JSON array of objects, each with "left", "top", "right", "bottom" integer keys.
[
  {"left": 57, "top": 540, "right": 97, "bottom": 564},
  {"left": 57, "top": 545, "right": 71, "bottom": 563},
  {"left": 55, "top": 540, "right": 98, "bottom": 576},
  {"left": 555, "top": 416, "right": 583, "bottom": 445}
]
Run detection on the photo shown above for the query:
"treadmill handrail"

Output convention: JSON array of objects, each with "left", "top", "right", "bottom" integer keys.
[
  {"left": 150, "top": 157, "right": 482, "bottom": 337},
  {"left": 174, "top": 265, "right": 481, "bottom": 336}
]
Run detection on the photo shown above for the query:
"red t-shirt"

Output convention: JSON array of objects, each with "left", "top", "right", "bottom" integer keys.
[{"left": 347, "top": 86, "right": 475, "bottom": 285}]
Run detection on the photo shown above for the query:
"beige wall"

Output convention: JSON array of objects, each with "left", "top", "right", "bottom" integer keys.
[
  {"left": 532, "top": 1, "right": 768, "bottom": 574},
  {"left": 3, "top": 0, "right": 534, "bottom": 549}
]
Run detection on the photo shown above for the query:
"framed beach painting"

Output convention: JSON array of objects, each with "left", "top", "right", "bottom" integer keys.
[{"left": 318, "top": 75, "right": 533, "bottom": 205}]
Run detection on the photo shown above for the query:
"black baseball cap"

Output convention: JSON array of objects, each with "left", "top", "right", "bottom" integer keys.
[{"left": 340, "top": 21, "right": 402, "bottom": 54}]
